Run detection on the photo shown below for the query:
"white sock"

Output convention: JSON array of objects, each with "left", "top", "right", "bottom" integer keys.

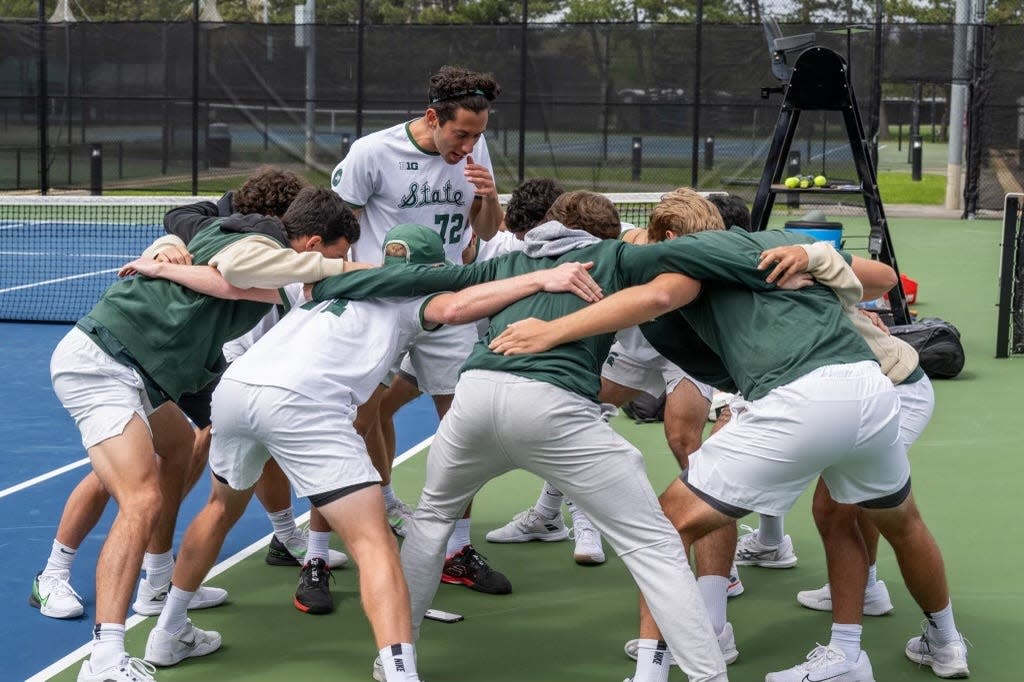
[
  {"left": 306, "top": 530, "right": 331, "bottom": 563},
  {"left": 267, "top": 507, "right": 297, "bottom": 541},
  {"left": 829, "top": 622, "right": 863, "bottom": 661},
  {"left": 381, "top": 484, "right": 398, "bottom": 508},
  {"left": 446, "top": 518, "right": 472, "bottom": 557},
  {"left": 697, "top": 575, "right": 729, "bottom": 635},
  {"left": 379, "top": 643, "right": 419, "bottom": 682},
  {"left": 534, "top": 481, "right": 563, "bottom": 519},
  {"left": 155, "top": 585, "right": 193, "bottom": 634},
  {"left": 143, "top": 550, "right": 175, "bottom": 588},
  {"left": 89, "top": 623, "right": 126, "bottom": 671},
  {"left": 43, "top": 539, "right": 77, "bottom": 575},
  {"left": 866, "top": 563, "right": 878, "bottom": 589},
  {"left": 925, "top": 601, "right": 960, "bottom": 646},
  {"left": 757, "top": 515, "right": 784, "bottom": 547},
  {"left": 632, "top": 639, "right": 672, "bottom": 682}
]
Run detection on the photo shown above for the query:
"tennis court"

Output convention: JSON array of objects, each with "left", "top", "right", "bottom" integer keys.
[{"left": 2, "top": 208, "right": 1021, "bottom": 681}]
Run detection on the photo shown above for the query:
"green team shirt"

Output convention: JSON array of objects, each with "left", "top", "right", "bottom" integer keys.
[
  {"left": 313, "top": 227, "right": 875, "bottom": 402},
  {"left": 79, "top": 219, "right": 284, "bottom": 401}
]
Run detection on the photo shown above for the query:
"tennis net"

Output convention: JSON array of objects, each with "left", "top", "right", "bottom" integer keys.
[{"left": 0, "top": 192, "right": 669, "bottom": 323}]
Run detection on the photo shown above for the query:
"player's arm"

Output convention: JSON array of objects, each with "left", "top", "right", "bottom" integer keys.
[
  {"left": 118, "top": 258, "right": 282, "bottom": 304},
  {"left": 424, "top": 261, "right": 602, "bottom": 325},
  {"left": 209, "top": 236, "right": 366, "bottom": 289},
  {"left": 312, "top": 259, "right": 501, "bottom": 302},
  {"left": 488, "top": 272, "right": 700, "bottom": 356},
  {"left": 758, "top": 242, "right": 894, "bottom": 304},
  {"left": 465, "top": 154, "right": 502, "bottom": 240}
]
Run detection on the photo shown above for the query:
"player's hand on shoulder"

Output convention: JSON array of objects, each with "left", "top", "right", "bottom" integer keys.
[
  {"left": 758, "top": 245, "right": 808, "bottom": 286},
  {"left": 489, "top": 317, "right": 559, "bottom": 356},
  {"left": 154, "top": 243, "right": 193, "bottom": 266},
  {"left": 540, "top": 262, "right": 603, "bottom": 302}
]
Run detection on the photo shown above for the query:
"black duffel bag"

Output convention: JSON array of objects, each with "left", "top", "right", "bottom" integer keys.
[{"left": 889, "top": 317, "right": 965, "bottom": 379}]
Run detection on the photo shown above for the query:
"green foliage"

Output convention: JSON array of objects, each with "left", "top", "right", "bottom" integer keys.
[{"left": 876, "top": 170, "right": 946, "bottom": 205}]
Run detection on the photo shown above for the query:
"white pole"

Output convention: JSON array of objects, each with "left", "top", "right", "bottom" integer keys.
[
  {"left": 945, "top": 0, "right": 971, "bottom": 211},
  {"left": 305, "top": 0, "right": 316, "bottom": 167}
]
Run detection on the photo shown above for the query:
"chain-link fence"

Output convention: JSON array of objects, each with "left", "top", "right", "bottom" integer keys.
[{"left": 1, "top": 17, "right": 1020, "bottom": 210}]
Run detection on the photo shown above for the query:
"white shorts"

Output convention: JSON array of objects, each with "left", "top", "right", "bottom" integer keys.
[
  {"left": 396, "top": 322, "right": 477, "bottom": 395},
  {"left": 50, "top": 327, "right": 158, "bottom": 450},
  {"left": 209, "top": 378, "right": 381, "bottom": 498},
  {"left": 687, "top": 361, "right": 906, "bottom": 517},
  {"left": 896, "top": 374, "right": 935, "bottom": 450},
  {"left": 601, "top": 340, "right": 714, "bottom": 402}
]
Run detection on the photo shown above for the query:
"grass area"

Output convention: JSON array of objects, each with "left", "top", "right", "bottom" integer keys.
[{"left": 877, "top": 171, "right": 946, "bottom": 205}]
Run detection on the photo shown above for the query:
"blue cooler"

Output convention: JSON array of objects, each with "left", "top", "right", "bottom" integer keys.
[{"left": 784, "top": 220, "right": 843, "bottom": 248}]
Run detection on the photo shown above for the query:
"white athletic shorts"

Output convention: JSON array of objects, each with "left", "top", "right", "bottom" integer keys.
[
  {"left": 686, "top": 361, "right": 906, "bottom": 517},
  {"left": 209, "top": 378, "right": 381, "bottom": 498},
  {"left": 50, "top": 327, "right": 159, "bottom": 449},
  {"left": 896, "top": 374, "right": 935, "bottom": 449},
  {"left": 601, "top": 339, "right": 714, "bottom": 402},
  {"left": 396, "top": 322, "right": 477, "bottom": 395}
]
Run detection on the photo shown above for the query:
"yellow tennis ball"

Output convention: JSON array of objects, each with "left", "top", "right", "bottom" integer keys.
[
  {"left": 799, "top": 178, "right": 811, "bottom": 189},
  {"left": 784, "top": 176, "right": 800, "bottom": 188},
  {"left": 814, "top": 175, "right": 828, "bottom": 187}
]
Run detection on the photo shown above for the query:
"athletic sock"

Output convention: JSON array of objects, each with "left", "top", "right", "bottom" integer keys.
[
  {"left": 381, "top": 484, "right": 398, "bottom": 508},
  {"left": 828, "top": 622, "right": 863, "bottom": 661},
  {"left": 306, "top": 530, "right": 331, "bottom": 563},
  {"left": 89, "top": 623, "right": 126, "bottom": 671},
  {"left": 267, "top": 506, "right": 297, "bottom": 541},
  {"left": 534, "top": 481, "right": 564, "bottom": 519},
  {"left": 866, "top": 563, "right": 878, "bottom": 589},
  {"left": 632, "top": 639, "right": 672, "bottom": 682},
  {"left": 155, "top": 585, "right": 193, "bottom": 635},
  {"left": 143, "top": 550, "right": 175, "bottom": 588},
  {"left": 924, "top": 601, "right": 960, "bottom": 646},
  {"left": 43, "top": 539, "right": 77, "bottom": 575},
  {"left": 446, "top": 518, "right": 472, "bottom": 557},
  {"left": 757, "top": 514, "right": 784, "bottom": 547},
  {"left": 379, "top": 643, "right": 419, "bottom": 682},
  {"left": 697, "top": 575, "right": 729, "bottom": 635}
]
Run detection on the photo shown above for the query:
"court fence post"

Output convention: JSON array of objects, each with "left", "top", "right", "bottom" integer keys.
[{"left": 90, "top": 143, "right": 103, "bottom": 195}]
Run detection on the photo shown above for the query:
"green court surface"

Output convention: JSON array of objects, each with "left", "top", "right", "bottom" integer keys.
[{"left": 47, "top": 216, "right": 1024, "bottom": 681}]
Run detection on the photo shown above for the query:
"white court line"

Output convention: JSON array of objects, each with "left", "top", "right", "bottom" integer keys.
[
  {"left": 0, "top": 252, "right": 137, "bottom": 258},
  {"left": 25, "top": 434, "right": 435, "bottom": 682},
  {"left": 0, "top": 269, "right": 120, "bottom": 294},
  {"left": 0, "top": 458, "right": 91, "bottom": 500}
]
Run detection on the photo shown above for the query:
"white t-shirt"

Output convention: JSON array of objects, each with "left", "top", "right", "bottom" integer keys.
[
  {"left": 225, "top": 295, "right": 438, "bottom": 407},
  {"left": 222, "top": 282, "right": 306, "bottom": 363},
  {"left": 331, "top": 120, "right": 494, "bottom": 265}
]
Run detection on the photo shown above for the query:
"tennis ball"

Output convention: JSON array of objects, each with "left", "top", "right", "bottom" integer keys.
[
  {"left": 784, "top": 176, "right": 800, "bottom": 188},
  {"left": 814, "top": 175, "right": 828, "bottom": 187},
  {"left": 799, "top": 178, "right": 811, "bottom": 189}
]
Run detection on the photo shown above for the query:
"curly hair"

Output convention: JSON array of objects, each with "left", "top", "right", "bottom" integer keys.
[
  {"left": 647, "top": 188, "right": 724, "bottom": 243},
  {"left": 504, "top": 178, "right": 565, "bottom": 234},
  {"left": 281, "top": 187, "right": 360, "bottom": 247},
  {"left": 233, "top": 166, "right": 311, "bottom": 218},
  {"left": 543, "top": 190, "right": 620, "bottom": 240},
  {"left": 705, "top": 193, "right": 752, "bottom": 230},
  {"left": 427, "top": 65, "right": 502, "bottom": 124}
]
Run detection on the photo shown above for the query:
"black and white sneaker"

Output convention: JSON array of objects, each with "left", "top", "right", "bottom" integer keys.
[{"left": 293, "top": 557, "right": 334, "bottom": 614}]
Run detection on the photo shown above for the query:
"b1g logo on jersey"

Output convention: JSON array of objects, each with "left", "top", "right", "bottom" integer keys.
[
  {"left": 398, "top": 161, "right": 419, "bottom": 171},
  {"left": 399, "top": 181, "right": 465, "bottom": 209}
]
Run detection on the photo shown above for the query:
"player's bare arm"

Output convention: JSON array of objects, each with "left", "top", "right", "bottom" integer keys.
[
  {"left": 426, "top": 261, "right": 602, "bottom": 326},
  {"left": 489, "top": 272, "right": 700, "bottom": 356},
  {"left": 118, "top": 259, "right": 282, "bottom": 304}
]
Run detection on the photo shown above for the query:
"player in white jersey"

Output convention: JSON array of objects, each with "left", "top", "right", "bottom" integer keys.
[
  {"left": 136, "top": 224, "right": 600, "bottom": 680},
  {"left": 331, "top": 66, "right": 510, "bottom": 591}
]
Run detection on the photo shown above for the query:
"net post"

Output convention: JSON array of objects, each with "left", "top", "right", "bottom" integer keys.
[{"left": 89, "top": 144, "right": 102, "bottom": 195}]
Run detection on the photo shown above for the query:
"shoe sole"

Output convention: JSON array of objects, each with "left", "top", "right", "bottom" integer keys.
[
  {"left": 727, "top": 583, "right": 744, "bottom": 598},
  {"left": 904, "top": 648, "right": 970, "bottom": 678},
  {"left": 485, "top": 531, "right": 568, "bottom": 543},
  {"left": 796, "top": 596, "right": 894, "bottom": 616},
  {"left": 574, "top": 553, "right": 606, "bottom": 565},
  {"left": 293, "top": 596, "right": 334, "bottom": 615},
  {"left": 440, "top": 574, "right": 512, "bottom": 595},
  {"left": 266, "top": 550, "right": 300, "bottom": 567},
  {"left": 735, "top": 556, "right": 798, "bottom": 568},
  {"left": 145, "top": 637, "right": 222, "bottom": 666}
]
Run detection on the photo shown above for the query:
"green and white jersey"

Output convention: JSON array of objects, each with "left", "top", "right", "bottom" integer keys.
[
  {"left": 224, "top": 295, "right": 440, "bottom": 407},
  {"left": 331, "top": 121, "right": 494, "bottom": 265}
]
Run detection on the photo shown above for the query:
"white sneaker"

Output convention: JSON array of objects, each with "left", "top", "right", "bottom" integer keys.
[
  {"left": 569, "top": 512, "right": 605, "bottom": 565},
  {"left": 132, "top": 579, "right": 229, "bottom": 616},
  {"left": 485, "top": 507, "right": 568, "bottom": 543},
  {"left": 765, "top": 645, "right": 874, "bottom": 682},
  {"left": 796, "top": 580, "right": 894, "bottom": 616},
  {"left": 624, "top": 622, "right": 739, "bottom": 665},
  {"left": 144, "top": 619, "right": 222, "bottom": 666},
  {"left": 905, "top": 631, "right": 970, "bottom": 678},
  {"left": 78, "top": 655, "right": 156, "bottom": 682},
  {"left": 727, "top": 564, "right": 744, "bottom": 598},
  {"left": 734, "top": 525, "right": 798, "bottom": 568},
  {"left": 266, "top": 529, "right": 349, "bottom": 569},
  {"left": 31, "top": 570, "right": 84, "bottom": 619},
  {"left": 386, "top": 499, "right": 415, "bottom": 538},
  {"left": 372, "top": 655, "right": 384, "bottom": 682}
]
